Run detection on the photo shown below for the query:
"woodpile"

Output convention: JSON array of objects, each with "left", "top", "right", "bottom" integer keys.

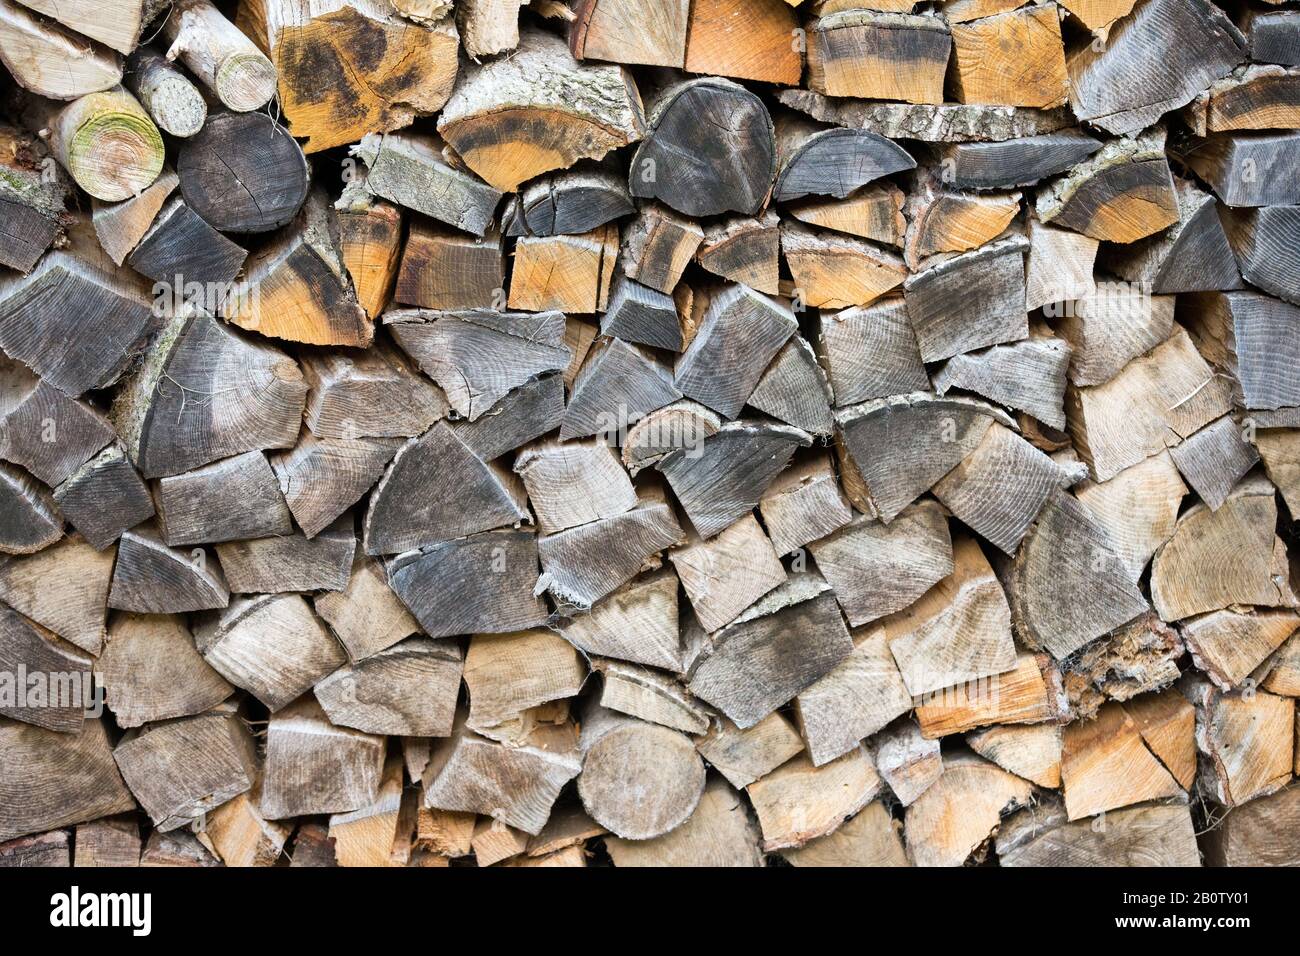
[{"left": 3, "top": 0, "right": 1300, "bottom": 870}]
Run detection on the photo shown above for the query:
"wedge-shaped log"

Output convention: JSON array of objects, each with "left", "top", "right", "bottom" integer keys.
[
  {"left": 113, "top": 711, "right": 258, "bottom": 831},
  {"left": 509, "top": 225, "right": 618, "bottom": 313},
  {"left": 905, "top": 751, "right": 1033, "bottom": 866},
  {"left": 514, "top": 439, "right": 636, "bottom": 535},
  {"left": 195, "top": 594, "right": 347, "bottom": 712},
  {"left": 261, "top": 695, "right": 386, "bottom": 819},
  {"left": 1203, "top": 785, "right": 1300, "bottom": 865},
  {"left": 1006, "top": 489, "right": 1149, "bottom": 658},
  {"left": 73, "top": 817, "right": 142, "bottom": 868},
  {"left": 1247, "top": 9, "right": 1300, "bottom": 68},
  {"left": 903, "top": 173, "right": 1021, "bottom": 268},
  {"left": 814, "top": 299, "right": 928, "bottom": 406},
  {"left": 620, "top": 202, "right": 703, "bottom": 294},
  {"left": 111, "top": 308, "right": 307, "bottom": 479},
  {"left": 1168, "top": 415, "right": 1259, "bottom": 511},
  {"left": 0, "top": 358, "right": 113, "bottom": 487},
  {"left": 1256, "top": 428, "right": 1300, "bottom": 517},
  {"left": 629, "top": 77, "right": 774, "bottom": 218},
  {"left": 300, "top": 345, "right": 446, "bottom": 440},
  {"left": 313, "top": 554, "right": 418, "bottom": 663},
  {"left": 787, "top": 184, "right": 907, "bottom": 246},
  {"left": 937, "top": 130, "right": 1101, "bottom": 190},
  {"left": 0, "top": 718, "right": 134, "bottom": 842},
  {"left": 1151, "top": 476, "right": 1298, "bottom": 621},
  {"left": 1025, "top": 213, "right": 1097, "bottom": 310},
  {"left": 438, "top": 29, "right": 644, "bottom": 193},
  {"left": 0, "top": 463, "right": 60, "bottom": 556},
  {"left": 215, "top": 521, "right": 354, "bottom": 594},
  {"left": 271, "top": 433, "right": 400, "bottom": 539},
  {"left": 364, "top": 423, "right": 528, "bottom": 555},
  {"left": 0, "top": 534, "right": 113, "bottom": 655},
  {"left": 560, "top": 570, "right": 683, "bottom": 672},
  {"left": 758, "top": 453, "right": 852, "bottom": 557},
  {"left": 1066, "top": 0, "right": 1246, "bottom": 136},
  {"left": 465, "top": 630, "right": 584, "bottom": 737},
  {"left": 933, "top": 336, "right": 1070, "bottom": 431},
  {"left": 98, "top": 613, "right": 232, "bottom": 729},
  {"left": 687, "top": 578, "right": 854, "bottom": 728},
  {"left": 834, "top": 393, "right": 1011, "bottom": 522},
  {"left": 156, "top": 451, "right": 292, "bottom": 546},
  {"left": 605, "top": 775, "right": 762, "bottom": 867},
  {"left": 747, "top": 338, "right": 833, "bottom": 436},
  {"left": 874, "top": 719, "right": 943, "bottom": 806},
  {"left": 1221, "top": 205, "right": 1300, "bottom": 306},
  {"left": 0, "top": 0, "right": 122, "bottom": 100},
  {"left": 670, "top": 515, "right": 786, "bottom": 634},
  {"left": 695, "top": 213, "right": 780, "bottom": 295},
  {"left": 91, "top": 168, "right": 177, "bottom": 267},
  {"left": 658, "top": 420, "right": 809, "bottom": 539},
  {"left": 0, "top": 603, "right": 92, "bottom": 732},
  {"left": 773, "top": 112, "right": 915, "bottom": 202},
  {"left": 780, "top": 800, "right": 908, "bottom": 867},
  {"left": 967, "top": 723, "right": 1062, "bottom": 789},
  {"left": 128, "top": 195, "right": 246, "bottom": 290},
  {"left": 902, "top": 235, "right": 1028, "bottom": 363},
  {"left": 1186, "top": 677, "right": 1295, "bottom": 807},
  {"left": 387, "top": 308, "right": 569, "bottom": 422},
  {"left": 807, "top": 10, "right": 950, "bottom": 104},
  {"left": 997, "top": 797, "right": 1199, "bottom": 867},
  {"left": 568, "top": 0, "right": 688, "bottom": 67},
  {"left": 1182, "top": 64, "right": 1300, "bottom": 137},
  {"left": 1183, "top": 608, "right": 1300, "bottom": 691},
  {"left": 316, "top": 637, "right": 463, "bottom": 737},
  {"left": 387, "top": 530, "right": 549, "bottom": 638},
  {"left": 108, "top": 524, "right": 229, "bottom": 614},
  {"left": 1180, "top": 131, "right": 1300, "bottom": 207},
  {"left": 596, "top": 660, "right": 708, "bottom": 734},
  {"left": 1056, "top": 283, "right": 1173, "bottom": 389},
  {"left": 334, "top": 184, "right": 401, "bottom": 319},
  {"left": 1074, "top": 451, "right": 1186, "bottom": 580},
  {"left": 782, "top": 224, "right": 908, "bottom": 309},
  {"left": 695, "top": 713, "right": 804, "bottom": 791},
  {"left": 748, "top": 747, "right": 881, "bottom": 851},
  {"left": 600, "top": 275, "right": 681, "bottom": 351},
  {"left": 673, "top": 284, "right": 797, "bottom": 419},
  {"left": 1184, "top": 292, "right": 1300, "bottom": 411}
]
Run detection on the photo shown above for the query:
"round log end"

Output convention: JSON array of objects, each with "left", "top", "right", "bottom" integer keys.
[
  {"left": 216, "top": 51, "right": 278, "bottom": 113},
  {"left": 578, "top": 722, "right": 706, "bottom": 840},
  {"left": 68, "top": 109, "right": 165, "bottom": 202}
]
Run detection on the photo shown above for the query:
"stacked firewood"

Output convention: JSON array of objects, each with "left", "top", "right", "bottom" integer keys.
[{"left": 2, "top": 0, "right": 1300, "bottom": 869}]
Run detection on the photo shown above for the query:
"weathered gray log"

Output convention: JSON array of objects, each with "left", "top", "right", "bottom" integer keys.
[
  {"left": 315, "top": 638, "right": 463, "bottom": 737},
  {"left": 108, "top": 523, "right": 229, "bottom": 614},
  {"left": 936, "top": 131, "right": 1102, "bottom": 190},
  {"left": 155, "top": 451, "right": 293, "bottom": 547}
]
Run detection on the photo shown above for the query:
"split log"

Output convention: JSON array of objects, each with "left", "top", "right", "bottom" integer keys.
[
  {"left": 537, "top": 492, "right": 684, "bottom": 608},
  {"left": 1256, "top": 428, "right": 1300, "bottom": 516},
  {"left": 757, "top": 453, "right": 851, "bottom": 556},
  {"left": 113, "top": 711, "right": 258, "bottom": 831},
  {"left": 224, "top": 190, "right": 370, "bottom": 347},
  {"left": 0, "top": 534, "right": 114, "bottom": 654},
  {"left": 1182, "top": 609, "right": 1299, "bottom": 693},
  {"left": 746, "top": 747, "right": 881, "bottom": 851},
  {"left": 177, "top": 111, "right": 310, "bottom": 234},
  {"left": 669, "top": 514, "right": 786, "bottom": 633},
  {"left": 0, "top": 603, "right": 92, "bottom": 732},
  {"left": 932, "top": 422, "right": 1069, "bottom": 554},
  {"left": 1073, "top": 452, "right": 1186, "bottom": 580},
  {"left": 0, "top": 832, "right": 71, "bottom": 868},
  {"left": 205, "top": 785, "right": 292, "bottom": 867},
  {"left": 782, "top": 224, "right": 908, "bottom": 309},
  {"left": 605, "top": 776, "right": 762, "bottom": 867},
  {"left": 619, "top": 202, "right": 703, "bottom": 294},
  {"left": 334, "top": 185, "right": 401, "bottom": 319},
  {"left": 300, "top": 346, "right": 446, "bottom": 441},
  {"left": 1186, "top": 677, "right": 1295, "bottom": 806},
  {"left": 1220, "top": 205, "right": 1300, "bottom": 306},
  {"left": 97, "top": 612, "right": 232, "bottom": 729},
  {"left": 363, "top": 423, "right": 528, "bottom": 554},
  {"left": 0, "top": 718, "right": 135, "bottom": 842},
  {"left": 452, "top": 373, "right": 566, "bottom": 460},
  {"left": 1247, "top": 9, "right": 1300, "bottom": 67},
  {"left": 195, "top": 594, "right": 347, "bottom": 711},
  {"left": 873, "top": 719, "right": 943, "bottom": 805},
  {"left": 1151, "top": 476, "right": 1298, "bottom": 621},
  {"left": 936, "top": 130, "right": 1101, "bottom": 190},
  {"left": 902, "top": 173, "right": 1021, "bottom": 268},
  {"left": 595, "top": 660, "right": 708, "bottom": 733},
  {"left": 260, "top": 695, "right": 386, "bottom": 819},
  {"left": 1100, "top": 177, "right": 1240, "bottom": 295},
  {"left": 997, "top": 797, "right": 1199, "bottom": 867},
  {"left": 126, "top": 195, "right": 246, "bottom": 291},
  {"left": 160, "top": 0, "right": 277, "bottom": 113},
  {"left": 1057, "top": 284, "right": 1174, "bottom": 390},
  {"left": 695, "top": 213, "right": 780, "bottom": 295},
  {"left": 1184, "top": 64, "right": 1300, "bottom": 136},
  {"left": 600, "top": 275, "right": 681, "bottom": 351},
  {"left": 313, "top": 554, "right": 419, "bottom": 662},
  {"left": 353, "top": 131, "right": 501, "bottom": 238},
  {"left": 107, "top": 524, "right": 229, "bottom": 614},
  {"left": 415, "top": 808, "right": 474, "bottom": 859},
  {"left": 813, "top": 299, "right": 928, "bottom": 407},
  {"left": 1183, "top": 291, "right": 1300, "bottom": 411},
  {"left": 0, "top": 244, "right": 155, "bottom": 399},
  {"left": 578, "top": 709, "right": 705, "bottom": 840},
  {"left": 560, "top": 570, "right": 682, "bottom": 672},
  {"left": 682, "top": 0, "right": 801, "bottom": 84},
  {"left": 124, "top": 48, "right": 206, "bottom": 139},
  {"left": 806, "top": 10, "right": 951, "bottom": 105},
  {"left": 0, "top": 357, "right": 114, "bottom": 487},
  {"left": 914, "top": 649, "right": 1066, "bottom": 737},
  {"left": 629, "top": 77, "right": 775, "bottom": 218},
  {"left": 777, "top": 87, "right": 1073, "bottom": 143},
  {"left": 456, "top": 0, "right": 527, "bottom": 58},
  {"left": 779, "top": 800, "right": 908, "bottom": 867},
  {"left": 657, "top": 420, "right": 809, "bottom": 539},
  {"left": 620, "top": 399, "right": 719, "bottom": 474},
  {"left": 140, "top": 830, "right": 220, "bottom": 867},
  {"left": 0, "top": 463, "right": 61, "bottom": 556},
  {"left": 1005, "top": 489, "right": 1149, "bottom": 658},
  {"left": 568, "top": 0, "right": 688, "bottom": 68},
  {"left": 1061, "top": 701, "right": 1184, "bottom": 821},
  {"left": 14, "top": 0, "right": 155, "bottom": 54},
  {"left": 1066, "top": 0, "right": 1246, "bottom": 136},
  {"left": 316, "top": 638, "right": 463, "bottom": 737},
  {"left": 74, "top": 817, "right": 141, "bottom": 868},
  {"left": 1060, "top": 614, "right": 1184, "bottom": 719},
  {"left": 747, "top": 338, "right": 833, "bottom": 436},
  {"left": 1066, "top": 326, "right": 1233, "bottom": 481},
  {"left": 503, "top": 164, "right": 634, "bottom": 238},
  {"left": 1167, "top": 415, "right": 1259, "bottom": 511},
  {"left": 673, "top": 284, "right": 797, "bottom": 419},
  {"left": 386, "top": 530, "right": 549, "bottom": 638},
  {"left": 932, "top": 336, "right": 1071, "bottom": 430},
  {"left": 387, "top": 308, "right": 569, "bottom": 421},
  {"left": 773, "top": 111, "right": 915, "bottom": 202},
  {"left": 833, "top": 393, "right": 1012, "bottom": 522},
  {"left": 786, "top": 184, "right": 906, "bottom": 246},
  {"left": 90, "top": 168, "right": 177, "bottom": 267},
  {"left": 464, "top": 629, "right": 584, "bottom": 737},
  {"left": 472, "top": 819, "right": 528, "bottom": 867},
  {"left": 1203, "top": 784, "right": 1300, "bottom": 866},
  {"left": 214, "top": 521, "right": 354, "bottom": 594},
  {"left": 949, "top": 4, "right": 1068, "bottom": 109},
  {"left": 1179, "top": 131, "right": 1300, "bottom": 207},
  {"left": 795, "top": 623, "right": 914, "bottom": 766},
  {"left": 238, "top": 0, "right": 458, "bottom": 152},
  {"left": 271, "top": 433, "right": 401, "bottom": 539},
  {"left": 514, "top": 439, "right": 636, "bottom": 535},
  {"left": 0, "top": 122, "right": 71, "bottom": 273},
  {"left": 1123, "top": 690, "right": 1197, "bottom": 790},
  {"left": 438, "top": 29, "right": 644, "bottom": 193},
  {"left": 808, "top": 500, "right": 952, "bottom": 629},
  {"left": 967, "top": 723, "right": 1061, "bottom": 788},
  {"left": 509, "top": 225, "right": 618, "bottom": 313},
  {"left": 423, "top": 715, "right": 581, "bottom": 835},
  {"left": 901, "top": 235, "right": 1029, "bottom": 363},
  {"left": 1035, "top": 129, "right": 1179, "bottom": 243},
  {"left": 155, "top": 451, "right": 293, "bottom": 546},
  {"left": 0, "top": 0, "right": 123, "bottom": 100},
  {"left": 686, "top": 578, "right": 854, "bottom": 728},
  {"left": 695, "top": 713, "right": 804, "bottom": 790}
]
